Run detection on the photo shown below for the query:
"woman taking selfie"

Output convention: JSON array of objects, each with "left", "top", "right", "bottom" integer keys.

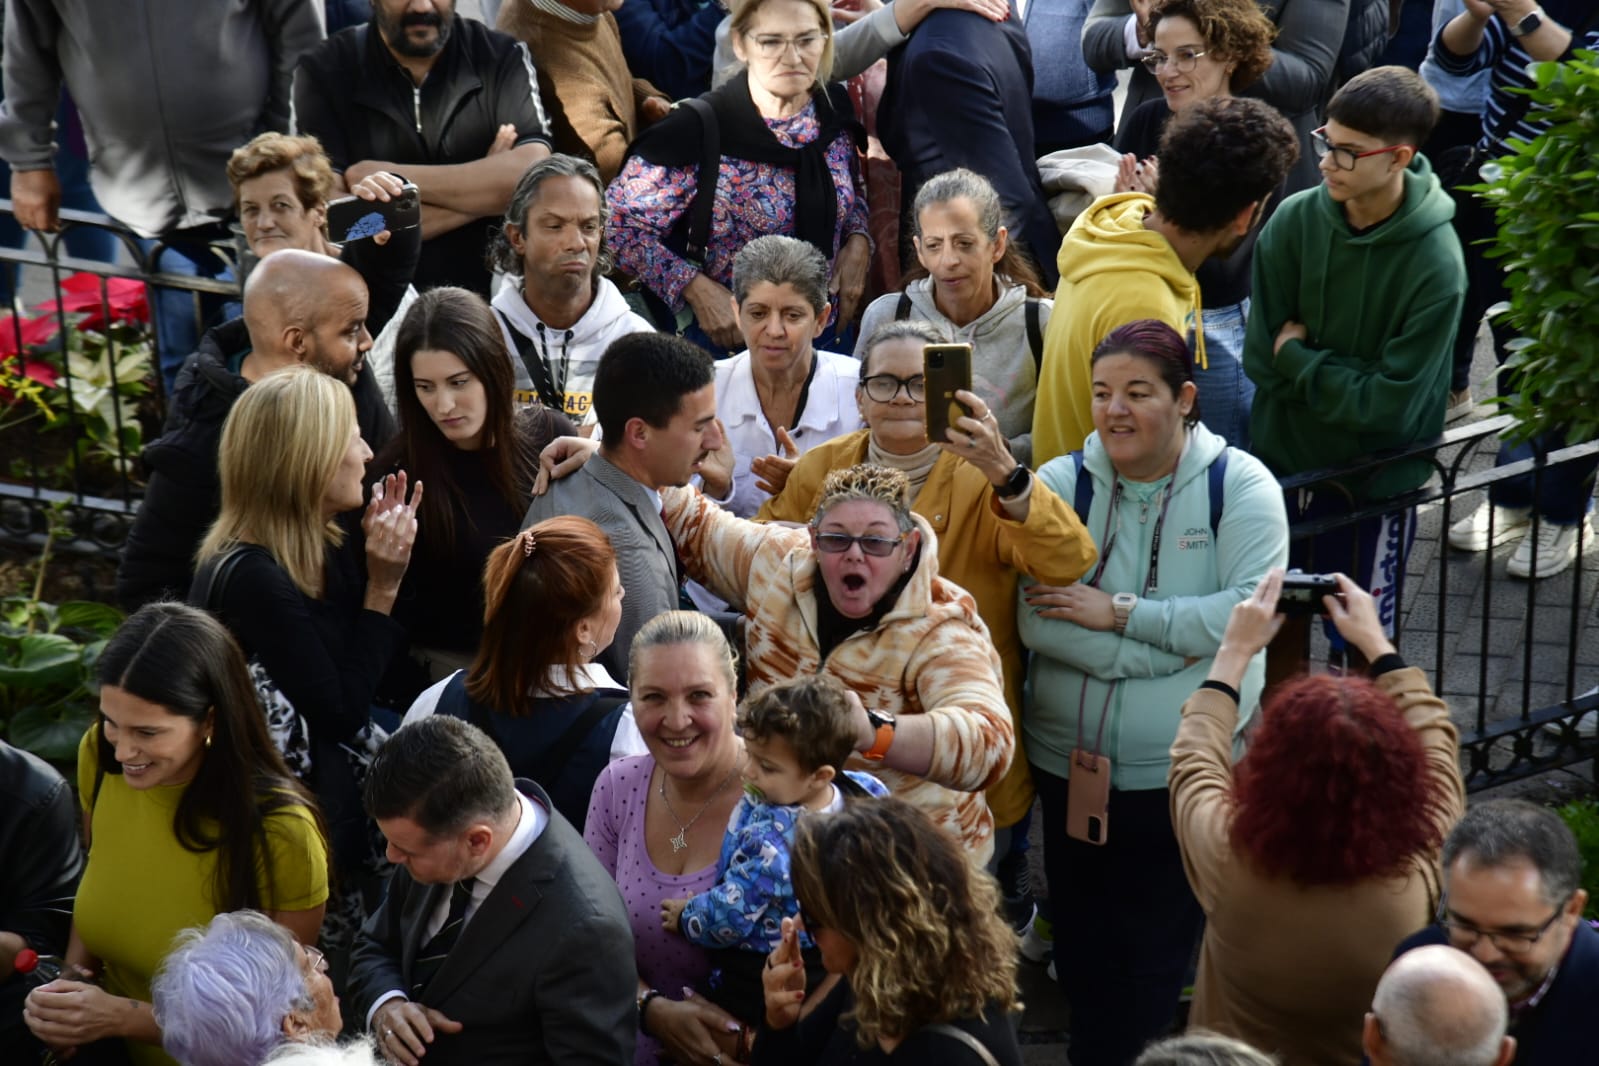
[
  {"left": 755, "top": 798, "right": 1022, "bottom": 1064},
  {"left": 1021, "top": 319, "right": 1287, "bottom": 1066},
  {"left": 24, "top": 604, "right": 327, "bottom": 1066}
]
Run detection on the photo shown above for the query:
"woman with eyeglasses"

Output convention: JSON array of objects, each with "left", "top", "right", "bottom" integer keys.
[
  {"left": 607, "top": 0, "right": 868, "bottom": 357},
  {"left": 661, "top": 461, "right": 1016, "bottom": 862},
  {"left": 757, "top": 319, "right": 1095, "bottom": 875},
  {"left": 1021, "top": 319, "right": 1288, "bottom": 1066},
  {"left": 1111, "top": 0, "right": 1280, "bottom": 450},
  {"left": 1167, "top": 568, "right": 1465, "bottom": 1063}
]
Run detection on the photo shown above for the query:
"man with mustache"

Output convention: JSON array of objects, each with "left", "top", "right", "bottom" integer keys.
[
  {"left": 486, "top": 154, "right": 654, "bottom": 430},
  {"left": 1390, "top": 799, "right": 1598, "bottom": 1066},
  {"left": 522, "top": 333, "right": 725, "bottom": 684},
  {"left": 293, "top": 0, "right": 554, "bottom": 295}
]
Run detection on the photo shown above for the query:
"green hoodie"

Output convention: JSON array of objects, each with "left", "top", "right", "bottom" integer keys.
[
  {"left": 1243, "top": 156, "right": 1466, "bottom": 500},
  {"left": 1033, "top": 193, "right": 1202, "bottom": 467}
]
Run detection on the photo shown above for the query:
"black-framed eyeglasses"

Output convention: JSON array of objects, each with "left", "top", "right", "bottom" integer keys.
[
  {"left": 1311, "top": 126, "right": 1414, "bottom": 172},
  {"left": 860, "top": 373, "right": 925, "bottom": 403},
  {"left": 813, "top": 531, "right": 906, "bottom": 557},
  {"left": 1435, "top": 895, "right": 1571, "bottom": 953},
  {"left": 1141, "top": 46, "right": 1208, "bottom": 73}
]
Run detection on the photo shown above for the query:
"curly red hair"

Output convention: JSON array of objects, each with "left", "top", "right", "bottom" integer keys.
[{"left": 1229, "top": 674, "right": 1449, "bottom": 885}]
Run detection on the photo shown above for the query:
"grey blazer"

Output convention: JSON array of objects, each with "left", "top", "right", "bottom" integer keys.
[
  {"left": 522, "top": 453, "right": 680, "bottom": 684},
  {"left": 348, "top": 781, "right": 638, "bottom": 1066}
]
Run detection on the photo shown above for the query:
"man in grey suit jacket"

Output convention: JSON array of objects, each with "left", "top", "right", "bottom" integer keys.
[
  {"left": 522, "top": 332, "right": 723, "bottom": 683},
  {"left": 350, "top": 717, "right": 637, "bottom": 1066}
]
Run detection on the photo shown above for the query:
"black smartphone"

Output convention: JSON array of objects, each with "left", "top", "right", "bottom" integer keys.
[
  {"left": 923, "top": 343, "right": 974, "bottom": 444},
  {"left": 1278, "top": 572, "right": 1340, "bottom": 615},
  {"left": 325, "top": 183, "right": 421, "bottom": 243}
]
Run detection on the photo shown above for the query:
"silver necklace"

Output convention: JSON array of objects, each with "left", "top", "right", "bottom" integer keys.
[{"left": 659, "top": 757, "right": 743, "bottom": 853}]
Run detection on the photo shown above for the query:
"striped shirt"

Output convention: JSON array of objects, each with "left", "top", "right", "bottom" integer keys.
[{"left": 1432, "top": 9, "right": 1599, "bottom": 154}]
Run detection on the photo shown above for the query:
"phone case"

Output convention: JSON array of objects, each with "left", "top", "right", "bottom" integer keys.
[
  {"left": 923, "top": 343, "right": 974, "bottom": 444},
  {"left": 325, "top": 184, "right": 421, "bottom": 243},
  {"left": 1066, "top": 749, "right": 1111, "bottom": 846}
]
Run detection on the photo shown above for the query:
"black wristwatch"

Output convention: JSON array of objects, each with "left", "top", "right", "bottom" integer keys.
[
  {"left": 637, "top": 988, "right": 665, "bottom": 1032},
  {"left": 1507, "top": 7, "right": 1543, "bottom": 36},
  {"left": 993, "top": 463, "right": 1031, "bottom": 500}
]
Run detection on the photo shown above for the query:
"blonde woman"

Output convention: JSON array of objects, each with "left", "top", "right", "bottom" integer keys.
[
  {"left": 190, "top": 366, "right": 419, "bottom": 920},
  {"left": 756, "top": 797, "right": 1022, "bottom": 1063}
]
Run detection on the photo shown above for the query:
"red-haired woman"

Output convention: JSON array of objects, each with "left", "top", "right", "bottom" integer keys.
[
  {"left": 402, "top": 515, "right": 632, "bottom": 830},
  {"left": 1168, "top": 568, "right": 1466, "bottom": 1064}
]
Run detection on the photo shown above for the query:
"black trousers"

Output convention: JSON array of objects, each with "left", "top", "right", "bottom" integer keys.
[{"left": 1032, "top": 765, "right": 1203, "bottom": 1066}]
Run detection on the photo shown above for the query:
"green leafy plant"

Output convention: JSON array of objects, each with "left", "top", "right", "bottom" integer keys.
[
  {"left": 1553, "top": 797, "right": 1599, "bottom": 920},
  {"left": 1475, "top": 49, "right": 1599, "bottom": 445}
]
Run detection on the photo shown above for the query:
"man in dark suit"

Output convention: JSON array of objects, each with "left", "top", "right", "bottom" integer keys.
[
  {"left": 350, "top": 717, "right": 636, "bottom": 1066},
  {"left": 522, "top": 332, "right": 724, "bottom": 684},
  {"left": 877, "top": 6, "right": 1061, "bottom": 288}
]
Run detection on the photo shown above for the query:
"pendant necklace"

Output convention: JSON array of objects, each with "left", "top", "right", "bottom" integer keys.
[{"left": 659, "top": 755, "right": 744, "bottom": 853}]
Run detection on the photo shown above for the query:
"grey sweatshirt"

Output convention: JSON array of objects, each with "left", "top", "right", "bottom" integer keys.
[{"left": 0, "top": 0, "right": 325, "bottom": 237}]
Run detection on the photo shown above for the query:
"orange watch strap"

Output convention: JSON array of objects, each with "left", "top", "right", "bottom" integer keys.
[{"left": 863, "top": 721, "right": 895, "bottom": 761}]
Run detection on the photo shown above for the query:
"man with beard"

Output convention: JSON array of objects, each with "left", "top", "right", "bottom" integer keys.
[
  {"left": 116, "top": 250, "right": 395, "bottom": 609},
  {"left": 522, "top": 333, "right": 725, "bottom": 684},
  {"left": 1032, "top": 96, "right": 1298, "bottom": 466},
  {"left": 293, "top": 0, "right": 553, "bottom": 295},
  {"left": 485, "top": 154, "right": 654, "bottom": 430},
  {"left": 1391, "top": 800, "right": 1597, "bottom": 1066}
]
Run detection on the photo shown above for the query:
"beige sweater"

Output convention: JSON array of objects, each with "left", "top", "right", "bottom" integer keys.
[
  {"left": 1167, "top": 667, "right": 1466, "bottom": 1065},
  {"left": 496, "top": 1, "right": 665, "bottom": 183}
]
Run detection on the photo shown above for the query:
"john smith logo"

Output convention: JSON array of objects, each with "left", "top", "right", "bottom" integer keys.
[{"left": 1177, "top": 527, "right": 1211, "bottom": 550}]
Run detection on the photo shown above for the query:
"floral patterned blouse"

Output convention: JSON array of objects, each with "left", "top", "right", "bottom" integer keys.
[{"left": 606, "top": 99, "right": 869, "bottom": 311}]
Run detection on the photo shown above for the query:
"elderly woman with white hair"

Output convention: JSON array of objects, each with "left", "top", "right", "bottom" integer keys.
[{"left": 153, "top": 911, "right": 341, "bottom": 1066}]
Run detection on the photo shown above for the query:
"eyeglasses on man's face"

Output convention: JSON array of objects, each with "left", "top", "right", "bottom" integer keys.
[
  {"left": 1311, "top": 127, "right": 1413, "bottom": 172},
  {"left": 860, "top": 373, "right": 925, "bottom": 403},
  {"left": 748, "top": 32, "right": 826, "bottom": 59},
  {"left": 1141, "top": 46, "right": 1208, "bottom": 74},
  {"left": 1435, "top": 894, "right": 1572, "bottom": 954},
  {"left": 813, "top": 532, "right": 906, "bottom": 557}
]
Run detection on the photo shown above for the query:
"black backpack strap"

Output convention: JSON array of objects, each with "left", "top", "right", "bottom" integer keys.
[
  {"left": 527, "top": 692, "right": 630, "bottom": 788},
  {"left": 894, "top": 291, "right": 913, "bottom": 321},
  {"left": 200, "top": 543, "right": 263, "bottom": 613},
  {"left": 493, "top": 308, "right": 561, "bottom": 410},
  {"left": 1069, "top": 450, "right": 1093, "bottom": 521},
  {"left": 1024, "top": 299, "right": 1043, "bottom": 374},
  {"left": 680, "top": 98, "right": 720, "bottom": 266},
  {"left": 1207, "top": 448, "right": 1229, "bottom": 538}
]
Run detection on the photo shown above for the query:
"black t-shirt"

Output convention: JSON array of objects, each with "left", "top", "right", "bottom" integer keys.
[{"left": 1114, "top": 97, "right": 1284, "bottom": 309}]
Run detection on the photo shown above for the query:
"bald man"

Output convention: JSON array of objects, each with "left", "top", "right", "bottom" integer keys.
[
  {"left": 116, "top": 249, "right": 396, "bottom": 609},
  {"left": 1364, "top": 945, "right": 1515, "bottom": 1066}
]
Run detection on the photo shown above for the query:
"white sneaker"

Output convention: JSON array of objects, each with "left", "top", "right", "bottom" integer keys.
[
  {"left": 1019, "top": 913, "right": 1053, "bottom": 963},
  {"left": 1507, "top": 516, "right": 1591, "bottom": 579},
  {"left": 1448, "top": 503, "right": 1532, "bottom": 552}
]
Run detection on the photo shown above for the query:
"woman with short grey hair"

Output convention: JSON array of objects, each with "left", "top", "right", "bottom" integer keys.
[{"left": 153, "top": 910, "right": 341, "bottom": 1066}]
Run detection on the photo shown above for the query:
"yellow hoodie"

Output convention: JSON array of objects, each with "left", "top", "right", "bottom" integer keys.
[{"left": 1031, "top": 193, "right": 1203, "bottom": 467}]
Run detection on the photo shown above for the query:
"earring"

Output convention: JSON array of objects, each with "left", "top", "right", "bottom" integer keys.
[
  {"left": 204, "top": 733, "right": 213, "bottom": 749},
  {"left": 580, "top": 639, "right": 598, "bottom": 660}
]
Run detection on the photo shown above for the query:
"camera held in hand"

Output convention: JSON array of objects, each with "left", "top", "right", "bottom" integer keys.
[{"left": 1278, "top": 571, "right": 1340, "bottom": 615}]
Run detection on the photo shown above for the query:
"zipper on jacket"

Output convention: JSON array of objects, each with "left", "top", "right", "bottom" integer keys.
[{"left": 413, "top": 86, "right": 423, "bottom": 134}]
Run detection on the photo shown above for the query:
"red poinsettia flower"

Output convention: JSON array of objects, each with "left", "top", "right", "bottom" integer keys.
[
  {"left": 0, "top": 312, "right": 63, "bottom": 356},
  {"left": 37, "top": 273, "right": 149, "bottom": 331}
]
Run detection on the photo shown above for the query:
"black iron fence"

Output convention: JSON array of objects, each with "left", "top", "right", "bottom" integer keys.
[
  {"left": 0, "top": 201, "right": 237, "bottom": 568},
  {"left": 2, "top": 204, "right": 1595, "bottom": 792}
]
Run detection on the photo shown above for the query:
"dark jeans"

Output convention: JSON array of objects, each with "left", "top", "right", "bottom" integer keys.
[
  {"left": 136, "top": 230, "right": 234, "bottom": 395},
  {"left": 1032, "top": 766, "right": 1201, "bottom": 1066},
  {"left": 1489, "top": 429, "right": 1599, "bottom": 526},
  {"left": 1446, "top": 144, "right": 1515, "bottom": 392}
]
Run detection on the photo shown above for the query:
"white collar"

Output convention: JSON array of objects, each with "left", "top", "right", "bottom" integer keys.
[
  {"left": 475, "top": 791, "right": 546, "bottom": 897},
  {"left": 534, "top": 662, "right": 625, "bottom": 698}
]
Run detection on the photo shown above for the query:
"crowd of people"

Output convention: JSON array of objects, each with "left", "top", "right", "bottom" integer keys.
[{"left": 2, "top": 0, "right": 1597, "bottom": 1064}]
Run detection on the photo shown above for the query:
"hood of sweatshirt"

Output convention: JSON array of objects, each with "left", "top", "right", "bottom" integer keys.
[
  {"left": 492, "top": 274, "right": 651, "bottom": 350},
  {"left": 1056, "top": 193, "right": 1206, "bottom": 366},
  {"left": 901, "top": 275, "right": 1030, "bottom": 343}
]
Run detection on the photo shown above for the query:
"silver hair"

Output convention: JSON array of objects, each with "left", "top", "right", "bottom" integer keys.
[
  {"left": 486, "top": 153, "right": 612, "bottom": 277},
  {"left": 731, "top": 235, "right": 830, "bottom": 313},
  {"left": 1134, "top": 1031, "right": 1279, "bottom": 1066},
  {"left": 1441, "top": 799, "right": 1583, "bottom": 907},
  {"left": 1372, "top": 947, "right": 1508, "bottom": 1066},
  {"left": 858, "top": 318, "right": 950, "bottom": 378},
  {"left": 264, "top": 1037, "right": 382, "bottom": 1066},
  {"left": 628, "top": 610, "right": 739, "bottom": 696},
  {"left": 912, "top": 167, "right": 1004, "bottom": 242},
  {"left": 153, "top": 911, "right": 313, "bottom": 1066}
]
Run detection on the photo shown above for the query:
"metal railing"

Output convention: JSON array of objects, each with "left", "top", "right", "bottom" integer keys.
[
  {"left": 1, "top": 202, "right": 238, "bottom": 560},
  {"left": 1271, "top": 415, "right": 1599, "bottom": 793}
]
